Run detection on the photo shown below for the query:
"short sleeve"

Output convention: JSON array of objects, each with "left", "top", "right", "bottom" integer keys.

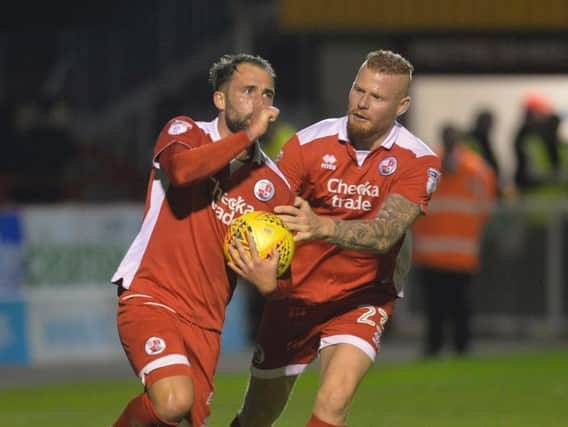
[
  {"left": 152, "top": 116, "right": 205, "bottom": 167},
  {"left": 392, "top": 154, "right": 442, "bottom": 213}
]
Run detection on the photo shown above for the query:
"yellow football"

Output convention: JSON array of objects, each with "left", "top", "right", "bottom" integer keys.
[{"left": 223, "top": 211, "right": 295, "bottom": 277}]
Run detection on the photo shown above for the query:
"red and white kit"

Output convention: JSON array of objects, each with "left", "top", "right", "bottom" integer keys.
[
  {"left": 112, "top": 116, "right": 293, "bottom": 425},
  {"left": 253, "top": 116, "right": 441, "bottom": 378}
]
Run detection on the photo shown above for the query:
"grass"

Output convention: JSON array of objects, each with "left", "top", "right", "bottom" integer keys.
[{"left": 1, "top": 349, "right": 567, "bottom": 426}]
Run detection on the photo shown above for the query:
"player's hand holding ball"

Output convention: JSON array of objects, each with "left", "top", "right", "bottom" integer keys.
[{"left": 224, "top": 211, "right": 295, "bottom": 295}]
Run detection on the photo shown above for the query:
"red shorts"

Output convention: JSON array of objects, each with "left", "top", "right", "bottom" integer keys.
[
  {"left": 251, "top": 285, "right": 397, "bottom": 379},
  {"left": 117, "top": 290, "right": 220, "bottom": 426}
]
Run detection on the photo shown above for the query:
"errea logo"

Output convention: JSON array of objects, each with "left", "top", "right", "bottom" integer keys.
[{"left": 321, "top": 154, "right": 337, "bottom": 170}]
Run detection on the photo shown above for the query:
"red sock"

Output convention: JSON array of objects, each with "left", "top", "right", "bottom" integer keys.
[
  {"left": 307, "top": 413, "right": 346, "bottom": 427},
  {"left": 230, "top": 415, "right": 241, "bottom": 426},
  {"left": 112, "top": 392, "right": 177, "bottom": 427}
]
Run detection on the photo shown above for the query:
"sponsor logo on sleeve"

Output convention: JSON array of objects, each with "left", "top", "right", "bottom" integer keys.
[
  {"left": 426, "top": 168, "right": 441, "bottom": 195},
  {"left": 145, "top": 337, "right": 166, "bottom": 355},
  {"left": 168, "top": 119, "right": 192, "bottom": 135},
  {"left": 254, "top": 179, "right": 275, "bottom": 201},
  {"left": 378, "top": 156, "right": 398, "bottom": 176}
]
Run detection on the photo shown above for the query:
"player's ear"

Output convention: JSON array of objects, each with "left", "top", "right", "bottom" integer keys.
[
  {"left": 213, "top": 91, "right": 226, "bottom": 111},
  {"left": 397, "top": 96, "right": 411, "bottom": 117}
]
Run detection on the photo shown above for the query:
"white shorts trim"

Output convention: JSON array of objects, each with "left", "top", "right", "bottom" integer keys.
[
  {"left": 143, "top": 301, "right": 177, "bottom": 314},
  {"left": 120, "top": 293, "right": 153, "bottom": 301},
  {"left": 319, "top": 334, "right": 376, "bottom": 362},
  {"left": 250, "top": 363, "right": 308, "bottom": 379},
  {"left": 138, "top": 354, "right": 190, "bottom": 385}
]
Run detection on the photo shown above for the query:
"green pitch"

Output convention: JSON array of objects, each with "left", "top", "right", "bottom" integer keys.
[{"left": 1, "top": 349, "right": 567, "bottom": 426}]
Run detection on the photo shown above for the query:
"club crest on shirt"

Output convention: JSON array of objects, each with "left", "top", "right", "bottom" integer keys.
[
  {"left": 254, "top": 179, "right": 275, "bottom": 201},
  {"left": 378, "top": 156, "right": 398, "bottom": 176},
  {"left": 168, "top": 119, "right": 192, "bottom": 135},
  {"left": 426, "top": 167, "right": 441, "bottom": 195},
  {"left": 145, "top": 336, "right": 166, "bottom": 355}
]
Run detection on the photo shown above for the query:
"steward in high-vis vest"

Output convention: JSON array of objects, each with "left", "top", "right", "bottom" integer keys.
[
  {"left": 412, "top": 124, "right": 497, "bottom": 357},
  {"left": 514, "top": 95, "right": 562, "bottom": 192}
]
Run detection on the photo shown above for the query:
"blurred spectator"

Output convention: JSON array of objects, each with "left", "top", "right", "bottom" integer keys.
[
  {"left": 467, "top": 109, "right": 500, "bottom": 179},
  {"left": 513, "top": 93, "right": 562, "bottom": 192},
  {"left": 0, "top": 97, "right": 17, "bottom": 205},
  {"left": 413, "top": 124, "right": 497, "bottom": 358},
  {"left": 8, "top": 96, "right": 77, "bottom": 203}
]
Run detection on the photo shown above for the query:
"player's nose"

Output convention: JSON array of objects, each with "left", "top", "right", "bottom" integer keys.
[{"left": 357, "top": 93, "right": 370, "bottom": 109}]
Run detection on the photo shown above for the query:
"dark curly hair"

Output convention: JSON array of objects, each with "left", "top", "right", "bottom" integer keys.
[{"left": 208, "top": 53, "right": 276, "bottom": 91}]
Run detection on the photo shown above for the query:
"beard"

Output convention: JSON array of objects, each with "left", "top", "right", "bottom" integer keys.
[
  {"left": 225, "top": 99, "right": 252, "bottom": 134},
  {"left": 226, "top": 113, "right": 250, "bottom": 134},
  {"left": 347, "top": 114, "right": 377, "bottom": 148}
]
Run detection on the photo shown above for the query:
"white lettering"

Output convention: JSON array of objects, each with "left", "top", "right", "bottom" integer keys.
[
  {"left": 327, "top": 178, "right": 379, "bottom": 197},
  {"left": 331, "top": 194, "right": 372, "bottom": 211},
  {"left": 321, "top": 163, "right": 336, "bottom": 170},
  {"left": 327, "top": 178, "right": 379, "bottom": 211},
  {"left": 210, "top": 178, "right": 254, "bottom": 225}
]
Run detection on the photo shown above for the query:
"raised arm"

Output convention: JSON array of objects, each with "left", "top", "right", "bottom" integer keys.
[
  {"left": 158, "top": 107, "right": 279, "bottom": 187},
  {"left": 159, "top": 131, "right": 252, "bottom": 187},
  {"left": 275, "top": 194, "right": 421, "bottom": 253}
]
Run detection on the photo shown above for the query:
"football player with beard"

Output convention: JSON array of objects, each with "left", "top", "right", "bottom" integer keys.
[
  {"left": 110, "top": 53, "right": 294, "bottom": 427},
  {"left": 232, "top": 50, "right": 441, "bottom": 427}
]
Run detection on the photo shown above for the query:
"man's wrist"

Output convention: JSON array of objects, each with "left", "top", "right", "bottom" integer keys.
[{"left": 323, "top": 217, "right": 338, "bottom": 241}]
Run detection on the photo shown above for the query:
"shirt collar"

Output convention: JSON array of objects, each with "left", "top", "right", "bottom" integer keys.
[
  {"left": 211, "top": 117, "right": 222, "bottom": 141},
  {"left": 250, "top": 140, "right": 263, "bottom": 165},
  {"left": 339, "top": 116, "right": 401, "bottom": 150},
  {"left": 381, "top": 122, "right": 400, "bottom": 150},
  {"left": 229, "top": 140, "right": 264, "bottom": 175},
  {"left": 338, "top": 116, "right": 349, "bottom": 142}
]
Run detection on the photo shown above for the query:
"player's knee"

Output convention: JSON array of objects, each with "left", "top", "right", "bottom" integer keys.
[{"left": 151, "top": 388, "right": 194, "bottom": 423}]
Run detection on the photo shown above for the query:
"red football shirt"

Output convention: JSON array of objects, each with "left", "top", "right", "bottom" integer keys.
[
  {"left": 277, "top": 116, "right": 441, "bottom": 303},
  {"left": 112, "top": 116, "right": 294, "bottom": 332}
]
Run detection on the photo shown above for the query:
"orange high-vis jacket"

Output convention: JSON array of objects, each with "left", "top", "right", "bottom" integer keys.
[{"left": 412, "top": 145, "right": 497, "bottom": 273}]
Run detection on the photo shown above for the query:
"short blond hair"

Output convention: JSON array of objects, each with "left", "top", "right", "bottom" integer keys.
[{"left": 365, "top": 50, "right": 413, "bottom": 80}]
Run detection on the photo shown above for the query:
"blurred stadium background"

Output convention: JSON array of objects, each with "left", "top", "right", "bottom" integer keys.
[{"left": 1, "top": 0, "right": 567, "bottom": 424}]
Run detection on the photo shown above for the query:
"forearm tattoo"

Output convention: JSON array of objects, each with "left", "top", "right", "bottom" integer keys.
[{"left": 328, "top": 193, "right": 421, "bottom": 253}]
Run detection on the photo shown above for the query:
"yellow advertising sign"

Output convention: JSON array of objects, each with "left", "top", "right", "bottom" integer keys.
[{"left": 278, "top": 0, "right": 568, "bottom": 31}]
